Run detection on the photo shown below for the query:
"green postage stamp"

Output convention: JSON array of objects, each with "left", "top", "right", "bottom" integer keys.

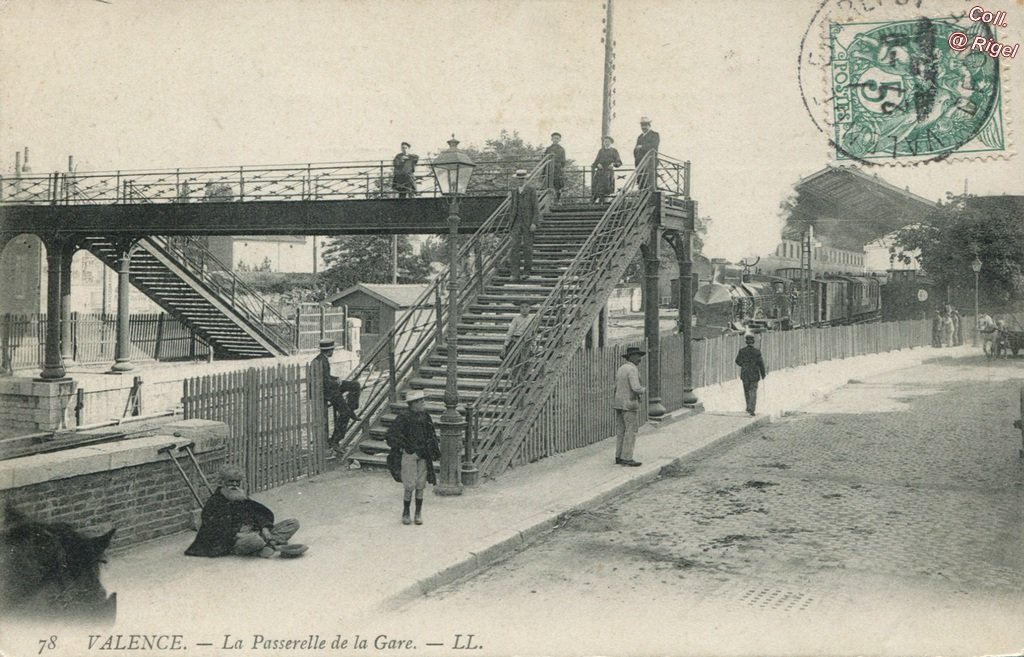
[{"left": 829, "top": 16, "right": 1005, "bottom": 163}]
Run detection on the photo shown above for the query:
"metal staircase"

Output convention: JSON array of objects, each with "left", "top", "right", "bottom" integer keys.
[
  {"left": 79, "top": 235, "right": 295, "bottom": 358},
  {"left": 337, "top": 151, "right": 689, "bottom": 477}
]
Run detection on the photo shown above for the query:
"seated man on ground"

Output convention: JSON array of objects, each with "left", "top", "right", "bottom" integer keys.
[{"left": 185, "top": 466, "right": 307, "bottom": 558}]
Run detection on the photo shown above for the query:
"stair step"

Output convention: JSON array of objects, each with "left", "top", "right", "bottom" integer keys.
[{"left": 418, "top": 364, "right": 500, "bottom": 379}]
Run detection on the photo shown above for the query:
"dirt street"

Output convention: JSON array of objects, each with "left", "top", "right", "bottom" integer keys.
[{"left": 392, "top": 356, "right": 1024, "bottom": 656}]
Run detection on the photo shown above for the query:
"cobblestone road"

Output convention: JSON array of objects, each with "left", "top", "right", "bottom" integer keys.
[{"left": 396, "top": 356, "right": 1024, "bottom": 656}]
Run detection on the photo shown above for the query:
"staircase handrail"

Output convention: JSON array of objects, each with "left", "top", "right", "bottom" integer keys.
[
  {"left": 334, "top": 155, "right": 553, "bottom": 459},
  {"left": 144, "top": 235, "right": 297, "bottom": 352},
  {"left": 0, "top": 158, "right": 542, "bottom": 205},
  {"left": 469, "top": 151, "right": 676, "bottom": 476}
]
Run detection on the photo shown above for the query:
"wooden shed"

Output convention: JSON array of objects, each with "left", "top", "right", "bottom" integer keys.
[{"left": 328, "top": 283, "right": 430, "bottom": 356}]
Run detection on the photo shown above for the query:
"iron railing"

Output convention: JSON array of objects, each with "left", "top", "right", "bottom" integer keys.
[
  {"left": 469, "top": 152, "right": 686, "bottom": 476},
  {"left": 334, "top": 156, "right": 553, "bottom": 459},
  {"left": 0, "top": 158, "right": 542, "bottom": 205}
]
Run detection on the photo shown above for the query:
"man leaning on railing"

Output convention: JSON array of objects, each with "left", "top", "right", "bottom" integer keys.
[{"left": 314, "top": 339, "right": 361, "bottom": 453}]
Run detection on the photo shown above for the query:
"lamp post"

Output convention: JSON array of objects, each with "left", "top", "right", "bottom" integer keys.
[
  {"left": 972, "top": 256, "right": 982, "bottom": 347},
  {"left": 430, "top": 136, "right": 476, "bottom": 495}
]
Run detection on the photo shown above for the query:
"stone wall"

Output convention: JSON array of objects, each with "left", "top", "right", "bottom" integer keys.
[{"left": 0, "top": 419, "right": 226, "bottom": 551}]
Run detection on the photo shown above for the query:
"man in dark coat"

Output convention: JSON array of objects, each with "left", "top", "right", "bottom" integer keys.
[
  {"left": 735, "top": 334, "right": 767, "bottom": 416},
  {"left": 185, "top": 466, "right": 304, "bottom": 558},
  {"left": 385, "top": 390, "right": 441, "bottom": 525},
  {"left": 544, "top": 132, "right": 566, "bottom": 202},
  {"left": 392, "top": 142, "right": 419, "bottom": 198},
  {"left": 508, "top": 169, "right": 540, "bottom": 282},
  {"left": 313, "top": 339, "right": 361, "bottom": 451},
  {"left": 633, "top": 116, "right": 660, "bottom": 165}
]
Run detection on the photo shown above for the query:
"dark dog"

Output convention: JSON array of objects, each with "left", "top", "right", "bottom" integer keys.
[{"left": 1, "top": 505, "right": 117, "bottom": 624}]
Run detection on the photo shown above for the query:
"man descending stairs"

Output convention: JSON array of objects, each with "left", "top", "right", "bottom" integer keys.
[{"left": 350, "top": 201, "right": 610, "bottom": 467}]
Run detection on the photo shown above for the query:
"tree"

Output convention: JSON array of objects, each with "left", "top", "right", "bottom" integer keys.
[
  {"left": 320, "top": 235, "right": 430, "bottom": 293},
  {"left": 891, "top": 194, "right": 1024, "bottom": 307}
]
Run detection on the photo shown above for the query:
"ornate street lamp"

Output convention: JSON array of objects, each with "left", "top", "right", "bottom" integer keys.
[
  {"left": 430, "top": 136, "right": 476, "bottom": 495},
  {"left": 972, "top": 256, "right": 982, "bottom": 346}
]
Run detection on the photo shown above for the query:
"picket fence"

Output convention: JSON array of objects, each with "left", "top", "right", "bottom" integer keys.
[
  {"left": 180, "top": 317, "right": 934, "bottom": 487},
  {"left": 182, "top": 362, "right": 328, "bottom": 492},
  {"left": 1, "top": 312, "right": 211, "bottom": 371}
]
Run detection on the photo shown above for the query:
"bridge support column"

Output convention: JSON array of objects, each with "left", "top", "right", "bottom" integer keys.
[
  {"left": 60, "top": 241, "right": 76, "bottom": 363},
  {"left": 0, "top": 233, "right": 14, "bottom": 375},
  {"left": 38, "top": 236, "right": 70, "bottom": 381},
  {"left": 641, "top": 232, "right": 666, "bottom": 421},
  {"left": 110, "top": 240, "right": 137, "bottom": 373},
  {"left": 667, "top": 230, "right": 698, "bottom": 407}
]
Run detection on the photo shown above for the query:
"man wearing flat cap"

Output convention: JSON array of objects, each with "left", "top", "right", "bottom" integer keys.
[
  {"left": 392, "top": 142, "right": 419, "bottom": 198},
  {"left": 185, "top": 465, "right": 305, "bottom": 558},
  {"left": 385, "top": 390, "right": 441, "bottom": 525},
  {"left": 314, "top": 339, "right": 361, "bottom": 451},
  {"left": 508, "top": 169, "right": 540, "bottom": 282},
  {"left": 735, "top": 334, "right": 767, "bottom": 416},
  {"left": 613, "top": 346, "right": 646, "bottom": 466},
  {"left": 544, "top": 132, "right": 566, "bottom": 202}
]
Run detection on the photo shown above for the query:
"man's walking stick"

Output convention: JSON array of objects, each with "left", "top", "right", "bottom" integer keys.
[
  {"left": 177, "top": 440, "right": 216, "bottom": 496},
  {"left": 158, "top": 444, "right": 204, "bottom": 508}
]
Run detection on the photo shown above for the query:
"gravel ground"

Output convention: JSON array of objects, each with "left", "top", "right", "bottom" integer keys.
[{"left": 394, "top": 356, "right": 1024, "bottom": 657}]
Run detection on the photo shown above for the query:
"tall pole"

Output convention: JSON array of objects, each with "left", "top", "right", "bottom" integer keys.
[
  {"left": 974, "top": 271, "right": 980, "bottom": 347},
  {"left": 436, "top": 199, "right": 464, "bottom": 496},
  {"left": 601, "top": 0, "right": 615, "bottom": 140},
  {"left": 391, "top": 235, "right": 399, "bottom": 284},
  {"left": 38, "top": 237, "right": 68, "bottom": 381}
]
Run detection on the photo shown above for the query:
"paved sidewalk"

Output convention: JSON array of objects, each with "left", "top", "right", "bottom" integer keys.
[{"left": 10, "top": 344, "right": 961, "bottom": 651}]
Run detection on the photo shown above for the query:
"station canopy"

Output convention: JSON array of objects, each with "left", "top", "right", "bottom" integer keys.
[{"left": 783, "top": 166, "right": 938, "bottom": 251}]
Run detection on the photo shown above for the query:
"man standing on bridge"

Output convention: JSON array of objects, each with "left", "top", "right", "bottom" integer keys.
[
  {"left": 735, "top": 334, "right": 767, "bottom": 416},
  {"left": 634, "top": 116, "right": 660, "bottom": 165},
  {"left": 392, "top": 142, "right": 419, "bottom": 198},
  {"left": 508, "top": 169, "right": 540, "bottom": 282},
  {"left": 544, "top": 132, "right": 566, "bottom": 202}
]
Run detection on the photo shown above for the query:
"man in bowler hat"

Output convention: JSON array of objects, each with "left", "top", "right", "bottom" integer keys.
[
  {"left": 508, "top": 169, "right": 540, "bottom": 282},
  {"left": 613, "top": 346, "right": 646, "bottom": 466},
  {"left": 735, "top": 334, "right": 767, "bottom": 415},
  {"left": 313, "top": 339, "right": 361, "bottom": 451}
]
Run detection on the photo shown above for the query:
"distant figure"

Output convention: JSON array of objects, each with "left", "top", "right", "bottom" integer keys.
[
  {"left": 392, "top": 142, "right": 419, "bottom": 198},
  {"left": 633, "top": 116, "right": 660, "bottom": 189},
  {"left": 503, "top": 301, "right": 535, "bottom": 386},
  {"left": 185, "top": 466, "right": 305, "bottom": 558},
  {"left": 951, "top": 308, "right": 963, "bottom": 345},
  {"left": 544, "top": 132, "right": 566, "bottom": 202},
  {"left": 932, "top": 310, "right": 943, "bottom": 347},
  {"left": 941, "top": 311, "right": 955, "bottom": 347},
  {"left": 313, "top": 339, "right": 361, "bottom": 452},
  {"left": 613, "top": 346, "right": 646, "bottom": 467},
  {"left": 735, "top": 334, "right": 767, "bottom": 416},
  {"left": 384, "top": 390, "right": 441, "bottom": 525},
  {"left": 508, "top": 169, "right": 540, "bottom": 282},
  {"left": 979, "top": 313, "right": 996, "bottom": 356},
  {"left": 591, "top": 136, "right": 622, "bottom": 202}
]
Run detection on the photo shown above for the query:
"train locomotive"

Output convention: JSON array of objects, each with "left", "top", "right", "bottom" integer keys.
[{"left": 693, "top": 264, "right": 881, "bottom": 335}]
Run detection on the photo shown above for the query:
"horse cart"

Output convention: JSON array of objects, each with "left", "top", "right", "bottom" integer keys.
[{"left": 992, "top": 327, "right": 1024, "bottom": 358}]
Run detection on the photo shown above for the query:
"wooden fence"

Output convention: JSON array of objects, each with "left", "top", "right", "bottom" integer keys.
[
  {"left": 1, "top": 312, "right": 211, "bottom": 372},
  {"left": 182, "top": 362, "right": 328, "bottom": 492},
  {"left": 291, "top": 304, "right": 348, "bottom": 351}
]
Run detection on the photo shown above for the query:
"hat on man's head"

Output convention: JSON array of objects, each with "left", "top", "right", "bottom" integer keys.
[
  {"left": 622, "top": 346, "right": 646, "bottom": 358},
  {"left": 551, "top": 132, "right": 561, "bottom": 138},
  {"left": 602, "top": 136, "right": 614, "bottom": 143},
  {"left": 401, "top": 141, "right": 411, "bottom": 148},
  {"left": 514, "top": 169, "right": 528, "bottom": 178},
  {"left": 319, "top": 339, "right": 335, "bottom": 351},
  {"left": 405, "top": 390, "right": 427, "bottom": 403},
  {"left": 219, "top": 465, "right": 245, "bottom": 485},
  {"left": 745, "top": 334, "right": 756, "bottom": 343},
  {"left": 640, "top": 116, "right": 652, "bottom": 124}
]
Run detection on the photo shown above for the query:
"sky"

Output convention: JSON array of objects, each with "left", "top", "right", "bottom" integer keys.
[{"left": 1, "top": 0, "right": 1021, "bottom": 261}]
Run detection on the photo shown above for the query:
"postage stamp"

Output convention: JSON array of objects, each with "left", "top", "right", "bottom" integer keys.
[{"left": 828, "top": 16, "right": 1005, "bottom": 163}]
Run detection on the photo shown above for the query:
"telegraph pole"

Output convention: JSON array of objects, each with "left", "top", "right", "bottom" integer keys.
[{"left": 601, "top": 0, "right": 615, "bottom": 140}]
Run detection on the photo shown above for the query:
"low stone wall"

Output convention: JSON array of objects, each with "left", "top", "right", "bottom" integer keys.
[
  {"left": 0, "top": 418, "right": 227, "bottom": 551},
  {"left": 0, "top": 378, "right": 75, "bottom": 431}
]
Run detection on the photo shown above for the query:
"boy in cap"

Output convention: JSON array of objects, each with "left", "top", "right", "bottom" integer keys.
[
  {"left": 613, "top": 346, "right": 646, "bottom": 466},
  {"left": 392, "top": 142, "right": 419, "bottom": 198},
  {"left": 385, "top": 390, "right": 442, "bottom": 525},
  {"left": 185, "top": 465, "right": 305, "bottom": 558},
  {"left": 508, "top": 169, "right": 540, "bottom": 282},
  {"left": 544, "top": 132, "right": 566, "bottom": 201},
  {"left": 735, "top": 334, "right": 767, "bottom": 415}
]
